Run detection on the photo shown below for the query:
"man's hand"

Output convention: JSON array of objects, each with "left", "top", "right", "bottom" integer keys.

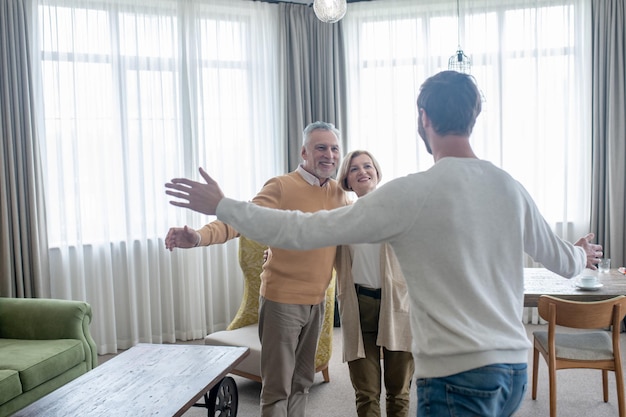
[
  {"left": 574, "top": 233, "right": 603, "bottom": 270},
  {"left": 165, "top": 168, "right": 225, "bottom": 215},
  {"left": 165, "top": 225, "right": 199, "bottom": 251}
]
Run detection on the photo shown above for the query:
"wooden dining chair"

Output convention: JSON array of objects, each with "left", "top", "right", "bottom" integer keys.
[{"left": 532, "top": 295, "right": 626, "bottom": 417}]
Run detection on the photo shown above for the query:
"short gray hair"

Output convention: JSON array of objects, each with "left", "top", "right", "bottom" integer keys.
[{"left": 302, "top": 121, "right": 341, "bottom": 147}]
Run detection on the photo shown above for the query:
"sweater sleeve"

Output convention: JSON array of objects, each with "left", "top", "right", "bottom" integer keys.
[
  {"left": 519, "top": 184, "right": 587, "bottom": 278},
  {"left": 215, "top": 177, "right": 414, "bottom": 250},
  {"left": 250, "top": 177, "right": 282, "bottom": 209},
  {"left": 196, "top": 221, "right": 240, "bottom": 245},
  {"left": 197, "top": 177, "right": 283, "bottom": 245}
]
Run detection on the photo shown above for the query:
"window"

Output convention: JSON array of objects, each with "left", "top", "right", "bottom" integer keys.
[
  {"left": 344, "top": 0, "right": 591, "bottom": 240},
  {"left": 37, "top": 1, "right": 282, "bottom": 246}
]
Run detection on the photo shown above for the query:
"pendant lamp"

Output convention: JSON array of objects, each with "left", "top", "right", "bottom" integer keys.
[
  {"left": 313, "top": 0, "right": 347, "bottom": 24},
  {"left": 448, "top": 0, "right": 471, "bottom": 73}
]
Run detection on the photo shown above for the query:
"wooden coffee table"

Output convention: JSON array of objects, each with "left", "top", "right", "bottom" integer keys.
[{"left": 13, "top": 343, "right": 249, "bottom": 417}]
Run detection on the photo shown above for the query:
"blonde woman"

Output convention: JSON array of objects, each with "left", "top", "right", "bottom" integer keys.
[{"left": 335, "top": 150, "right": 414, "bottom": 417}]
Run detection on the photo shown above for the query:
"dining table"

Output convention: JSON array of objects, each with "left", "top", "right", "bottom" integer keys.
[{"left": 524, "top": 267, "right": 626, "bottom": 308}]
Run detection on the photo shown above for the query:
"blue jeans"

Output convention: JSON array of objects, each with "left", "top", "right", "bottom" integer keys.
[{"left": 416, "top": 363, "right": 527, "bottom": 417}]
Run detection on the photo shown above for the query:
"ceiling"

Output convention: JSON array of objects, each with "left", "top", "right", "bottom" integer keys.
[{"left": 255, "top": 0, "right": 368, "bottom": 4}]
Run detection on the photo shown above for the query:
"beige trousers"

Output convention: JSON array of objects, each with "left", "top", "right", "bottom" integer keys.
[{"left": 258, "top": 297, "right": 324, "bottom": 417}]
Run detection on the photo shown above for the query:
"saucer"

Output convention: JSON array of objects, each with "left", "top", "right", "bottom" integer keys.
[{"left": 576, "top": 282, "right": 603, "bottom": 291}]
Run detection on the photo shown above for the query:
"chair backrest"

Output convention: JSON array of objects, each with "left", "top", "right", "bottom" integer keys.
[
  {"left": 227, "top": 236, "right": 266, "bottom": 330},
  {"left": 316, "top": 272, "right": 335, "bottom": 370},
  {"left": 537, "top": 295, "right": 626, "bottom": 330},
  {"left": 225, "top": 235, "right": 335, "bottom": 372}
]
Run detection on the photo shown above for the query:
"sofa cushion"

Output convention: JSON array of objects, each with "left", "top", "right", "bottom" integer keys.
[
  {"left": 0, "top": 370, "right": 21, "bottom": 405},
  {"left": 0, "top": 339, "right": 85, "bottom": 392}
]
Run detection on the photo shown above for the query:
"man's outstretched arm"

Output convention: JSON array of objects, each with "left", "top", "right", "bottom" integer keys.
[{"left": 165, "top": 167, "right": 224, "bottom": 215}]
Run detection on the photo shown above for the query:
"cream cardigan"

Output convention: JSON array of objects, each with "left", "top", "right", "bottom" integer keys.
[{"left": 335, "top": 243, "right": 412, "bottom": 363}]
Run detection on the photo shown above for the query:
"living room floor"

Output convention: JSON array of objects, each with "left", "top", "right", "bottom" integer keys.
[{"left": 98, "top": 324, "right": 626, "bottom": 417}]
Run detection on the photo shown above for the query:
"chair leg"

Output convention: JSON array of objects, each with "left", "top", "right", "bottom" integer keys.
[
  {"left": 615, "top": 366, "right": 626, "bottom": 417},
  {"left": 549, "top": 364, "right": 557, "bottom": 417},
  {"left": 322, "top": 367, "right": 330, "bottom": 383},
  {"left": 532, "top": 348, "right": 539, "bottom": 400},
  {"left": 603, "top": 370, "right": 609, "bottom": 402}
]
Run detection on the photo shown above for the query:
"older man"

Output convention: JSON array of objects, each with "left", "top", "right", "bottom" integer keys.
[{"left": 165, "top": 121, "right": 349, "bottom": 417}]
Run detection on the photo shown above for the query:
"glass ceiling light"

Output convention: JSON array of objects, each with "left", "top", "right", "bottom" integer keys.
[
  {"left": 448, "top": 0, "right": 471, "bottom": 74},
  {"left": 313, "top": 0, "right": 347, "bottom": 24}
]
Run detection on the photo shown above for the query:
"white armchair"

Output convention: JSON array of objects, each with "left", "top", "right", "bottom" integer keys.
[{"left": 204, "top": 236, "right": 334, "bottom": 383}]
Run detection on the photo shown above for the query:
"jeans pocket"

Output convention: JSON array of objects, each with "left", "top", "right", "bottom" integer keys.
[
  {"left": 446, "top": 382, "right": 502, "bottom": 417},
  {"left": 501, "top": 382, "right": 527, "bottom": 417}
]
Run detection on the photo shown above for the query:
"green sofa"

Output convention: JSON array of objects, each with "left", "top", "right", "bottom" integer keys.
[{"left": 0, "top": 297, "right": 97, "bottom": 417}]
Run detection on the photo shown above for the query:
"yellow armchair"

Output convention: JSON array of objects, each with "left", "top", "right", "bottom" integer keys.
[{"left": 205, "top": 236, "right": 334, "bottom": 383}]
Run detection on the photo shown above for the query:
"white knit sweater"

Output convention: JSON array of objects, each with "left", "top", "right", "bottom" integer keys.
[{"left": 217, "top": 157, "right": 586, "bottom": 378}]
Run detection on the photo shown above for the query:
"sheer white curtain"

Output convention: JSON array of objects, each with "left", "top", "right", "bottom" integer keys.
[
  {"left": 343, "top": 0, "right": 592, "bottom": 242},
  {"left": 31, "top": 0, "right": 283, "bottom": 354},
  {"left": 343, "top": 0, "right": 592, "bottom": 324}
]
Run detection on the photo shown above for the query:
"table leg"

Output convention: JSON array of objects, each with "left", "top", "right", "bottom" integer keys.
[{"left": 193, "top": 376, "right": 239, "bottom": 417}]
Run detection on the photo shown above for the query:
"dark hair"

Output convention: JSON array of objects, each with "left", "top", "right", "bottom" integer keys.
[{"left": 416, "top": 71, "right": 482, "bottom": 136}]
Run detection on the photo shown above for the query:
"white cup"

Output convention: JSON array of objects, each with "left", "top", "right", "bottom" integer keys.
[
  {"left": 599, "top": 258, "right": 611, "bottom": 273},
  {"left": 580, "top": 275, "right": 597, "bottom": 287}
]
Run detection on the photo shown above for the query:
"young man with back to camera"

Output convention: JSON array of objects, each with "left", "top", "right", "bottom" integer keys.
[{"left": 166, "top": 71, "right": 603, "bottom": 417}]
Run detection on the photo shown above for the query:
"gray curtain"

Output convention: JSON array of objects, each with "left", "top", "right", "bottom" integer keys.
[
  {"left": 0, "top": 0, "right": 49, "bottom": 298},
  {"left": 279, "top": 3, "right": 348, "bottom": 171},
  {"left": 590, "top": 0, "right": 626, "bottom": 268}
]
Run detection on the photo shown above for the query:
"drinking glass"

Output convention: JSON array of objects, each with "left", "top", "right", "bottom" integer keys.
[{"left": 599, "top": 258, "right": 611, "bottom": 273}]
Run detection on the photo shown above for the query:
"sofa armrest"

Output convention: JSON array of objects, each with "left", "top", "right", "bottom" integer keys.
[{"left": 0, "top": 297, "right": 98, "bottom": 370}]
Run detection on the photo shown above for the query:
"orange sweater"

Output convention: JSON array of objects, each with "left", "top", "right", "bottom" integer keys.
[{"left": 197, "top": 171, "right": 349, "bottom": 305}]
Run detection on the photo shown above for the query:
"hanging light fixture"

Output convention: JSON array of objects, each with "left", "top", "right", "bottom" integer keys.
[
  {"left": 448, "top": 0, "right": 471, "bottom": 74},
  {"left": 313, "top": 0, "right": 347, "bottom": 24}
]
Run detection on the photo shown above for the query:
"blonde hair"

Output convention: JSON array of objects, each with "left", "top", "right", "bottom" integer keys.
[{"left": 337, "top": 150, "right": 382, "bottom": 192}]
